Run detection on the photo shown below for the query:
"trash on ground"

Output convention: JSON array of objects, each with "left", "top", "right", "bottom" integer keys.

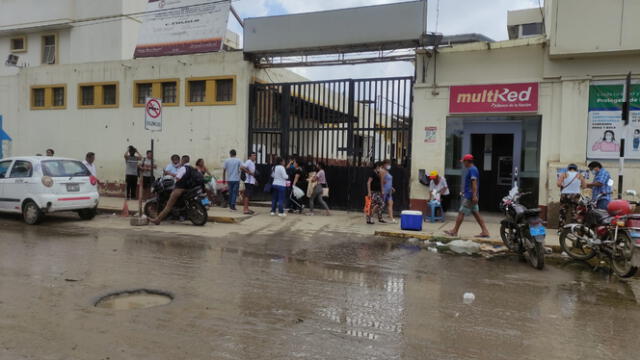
[
  {"left": 479, "top": 244, "right": 509, "bottom": 254},
  {"left": 544, "top": 246, "right": 553, "bottom": 254},
  {"left": 463, "top": 292, "right": 476, "bottom": 304},
  {"left": 446, "top": 240, "right": 481, "bottom": 255},
  {"left": 407, "top": 237, "right": 419, "bottom": 244}
]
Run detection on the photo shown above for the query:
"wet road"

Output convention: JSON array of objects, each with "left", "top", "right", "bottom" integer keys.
[{"left": 1, "top": 218, "right": 639, "bottom": 359}]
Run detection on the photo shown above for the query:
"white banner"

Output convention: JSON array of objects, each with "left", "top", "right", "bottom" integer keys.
[{"left": 134, "top": 0, "right": 231, "bottom": 58}]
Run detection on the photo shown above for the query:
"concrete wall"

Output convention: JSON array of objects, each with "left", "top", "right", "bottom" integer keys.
[
  {"left": 412, "top": 36, "right": 640, "bottom": 224},
  {"left": 0, "top": 52, "right": 306, "bottom": 189},
  {"left": 549, "top": 0, "right": 640, "bottom": 56}
]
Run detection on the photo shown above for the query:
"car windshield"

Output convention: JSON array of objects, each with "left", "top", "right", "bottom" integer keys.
[{"left": 42, "top": 160, "right": 91, "bottom": 177}]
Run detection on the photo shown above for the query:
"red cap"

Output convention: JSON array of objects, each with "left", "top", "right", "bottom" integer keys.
[{"left": 461, "top": 154, "right": 474, "bottom": 162}]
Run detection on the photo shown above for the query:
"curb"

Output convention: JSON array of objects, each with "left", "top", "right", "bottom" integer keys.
[
  {"left": 96, "top": 207, "right": 250, "bottom": 224},
  {"left": 374, "top": 230, "right": 563, "bottom": 253}
]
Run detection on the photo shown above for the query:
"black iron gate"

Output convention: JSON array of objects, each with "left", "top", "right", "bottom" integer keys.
[{"left": 248, "top": 77, "right": 414, "bottom": 211}]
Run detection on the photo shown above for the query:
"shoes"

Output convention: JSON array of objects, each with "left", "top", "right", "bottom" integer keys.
[
  {"left": 278, "top": 213, "right": 286, "bottom": 217},
  {"left": 379, "top": 219, "right": 386, "bottom": 223},
  {"left": 391, "top": 219, "right": 397, "bottom": 224},
  {"left": 270, "top": 212, "right": 276, "bottom": 216},
  {"left": 366, "top": 220, "right": 374, "bottom": 225}
]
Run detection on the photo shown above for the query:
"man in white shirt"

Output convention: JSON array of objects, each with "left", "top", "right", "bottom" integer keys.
[
  {"left": 164, "top": 154, "right": 181, "bottom": 177},
  {"left": 240, "top": 152, "right": 257, "bottom": 215},
  {"left": 82, "top": 152, "right": 97, "bottom": 178},
  {"left": 428, "top": 171, "right": 450, "bottom": 202}
]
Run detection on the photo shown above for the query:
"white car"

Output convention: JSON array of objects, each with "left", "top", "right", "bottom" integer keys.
[{"left": 0, "top": 156, "right": 99, "bottom": 224}]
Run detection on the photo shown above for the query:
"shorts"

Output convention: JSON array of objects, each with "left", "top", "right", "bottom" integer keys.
[
  {"left": 384, "top": 192, "right": 393, "bottom": 202},
  {"left": 143, "top": 176, "right": 154, "bottom": 189},
  {"left": 244, "top": 183, "right": 256, "bottom": 198},
  {"left": 459, "top": 198, "right": 479, "bottom": 216}
]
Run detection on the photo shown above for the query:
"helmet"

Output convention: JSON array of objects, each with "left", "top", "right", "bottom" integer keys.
[{"left": 607, "top": 199, "right": 632, "bottom": 216}]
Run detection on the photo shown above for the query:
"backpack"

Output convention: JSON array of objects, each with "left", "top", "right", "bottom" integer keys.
[{"left": 177, "top": 165, "right": 204, "bottom": 189}]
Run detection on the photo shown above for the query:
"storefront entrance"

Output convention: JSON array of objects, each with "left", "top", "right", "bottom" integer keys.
[{"left": 444, "top": 116, "right": 541, "bottom": 212}]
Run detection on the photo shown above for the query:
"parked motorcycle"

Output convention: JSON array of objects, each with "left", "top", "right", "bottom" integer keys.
[
  {"left": 559, "top": 191, "right": 640, "bottom": 278},
  {"left": 499, "top": 186, "right": 546, "bottom": 270},
  {"left": 143, "top": 176, "right": 208, "bottom": 226}
]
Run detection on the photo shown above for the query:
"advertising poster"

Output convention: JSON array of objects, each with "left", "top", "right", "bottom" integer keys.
[
  {"left": 587, "top": 81, "right": 640, "bottom": 159},
  {"left": 134, "top": 0, "right": 230, "bottom": 58}
]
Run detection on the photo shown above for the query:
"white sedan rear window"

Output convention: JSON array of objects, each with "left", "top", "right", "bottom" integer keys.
[{"left": 42, "top": 160, "right": 90, "bottom": 177}]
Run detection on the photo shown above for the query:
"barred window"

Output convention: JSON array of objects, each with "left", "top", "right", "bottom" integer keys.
[
  {"left": 216, "top": 79, "right": 233, "bottom": 102},
  {"left": 81, "top": 86, "right": 95, "bottom": 106},
  {"left": 136, "top": 83, "right": 152, "bottom": 105},
  {"left": 162, "top": 82, "right": 177, "bottom": 104},
  {"left": 53, "top": 87, "right": 65, "bottom": 107},
  {"left": 102, "top": 85, "right": 117, "bottom": 105},
  {"left": 32, "top": 88, "right": 45, "bottom": 107},
  {"left": 189, "top": 80, "right": 206, "bottom": 103}
]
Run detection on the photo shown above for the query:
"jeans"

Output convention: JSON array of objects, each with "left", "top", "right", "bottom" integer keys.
[
  {"left": 309, "top": 184, "right": 330, "bottom": 212},
  {"left": 227, "top": 181, "right": 240, "bottom": 209},
  {"left": 271, "top": 185, "right": 286, "bottom": 214},
  {"left": 596, "top": 198, "right": 610, "bottom": 210}
]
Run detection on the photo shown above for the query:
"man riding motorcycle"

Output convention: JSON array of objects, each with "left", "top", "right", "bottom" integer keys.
[{"left": 150, "top": 155, "right": 203, "bottom": 224}]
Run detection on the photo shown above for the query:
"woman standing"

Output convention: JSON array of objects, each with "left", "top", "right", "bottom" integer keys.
[
  {"left": 124, "top": 146, "right": 141, "bottom": 200},
  {"left": 556, "top": 163, "right": 586, "bottom": 229},
  {"left": 380, "top": 160, "right": 396, "bottom": 223},
  {"left": 271, "top": 157, "right": 289, "bottom": 217},
  {"left": 366, "top": 162, "right": 385, "bottom": 224},
  {"left": 309, "top": 162, "right": 331, "bottom": 216}
]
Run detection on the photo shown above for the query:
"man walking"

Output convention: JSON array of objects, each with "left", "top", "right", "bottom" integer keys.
[
  {"left": 223, "top": 149, "right": 243, "bottom": 211},
  {"left": 586, "top": 161, "right": 612, "bottom": 210},
  {"left": 241, "top": 152, "right": 257, "bottom": 215},
  {"left": 444, "top": 154, "right": 490, "bottom": 238}
]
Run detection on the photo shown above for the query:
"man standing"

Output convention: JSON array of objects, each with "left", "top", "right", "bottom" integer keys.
[
  {"left": 223, "top": 149, "right": 243, "bottom": 211},
  {"left": 444, "top": 154, "right": 490, "bottom": 238},
  {"left": 141, "top": 150, "right": 156, "bottom": 199},
  {"left": 241, "top": 152, "right": 258, "bottom": 215},
  {"left": 82, "top": 152, "right": 97, "bottom": 178},
  {"left": 46, "top": 149, "right": 55, "bottom": 157},
  {"left": 586, "top": 161, "right": 612, "bottom": 210}
]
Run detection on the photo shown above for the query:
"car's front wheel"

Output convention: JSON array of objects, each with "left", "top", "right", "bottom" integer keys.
[
  {"left": 22, "top": 200, "right": 43, "bottom": 225},
  {"left": 78, "top": 208, "right": 97, "bottom": 220}
]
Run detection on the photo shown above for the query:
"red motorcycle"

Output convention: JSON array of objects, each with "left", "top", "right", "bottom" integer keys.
[{"left": 559, "top": 192, "right": 640, "bottom": 278}]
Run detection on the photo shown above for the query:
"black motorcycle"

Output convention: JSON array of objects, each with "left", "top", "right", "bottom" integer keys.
[
  {"left": 499, "top": 187, "right": 546, "bottom": 270},
  {"left": 144, "top": 176, "right": 208, "bottom": 226}
]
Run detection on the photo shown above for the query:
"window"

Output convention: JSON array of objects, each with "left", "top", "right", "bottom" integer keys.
[
  {"left": 30, "top": 85, "right": 66, "bottom": 110},
  {"left": 521, "top": 23, "right": 544, "bottom": 37},
  {"left": 9, "top": 161, "right": 33, "bottom": 178},
  {"left": 186, "top": 76, "right": 236, "bottom": 106},
  {"left": 133, "top": 79, "right": 179, "bottom": 106},
  {"left": 42, "top": 160, "right": 90, "bottom": 177},
  {"left": 0, "top": 160, "right": 12, "bottom": 178},
  {"left": 10, "top": 36, "right": 27, "bottom": 53},
  {"left": 41, "top": 34, "right": 57, "bottom": 64},
  {"left": 78, "top": 82, "right": 119, "bottom": 108}
]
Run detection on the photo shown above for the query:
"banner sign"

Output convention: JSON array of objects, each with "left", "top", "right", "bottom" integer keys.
[
  {"left": 587, "top": 81, "right": 640, "bottom": 159},
  {"left": 145, "top": 98, "right": 163, "bottom": 131},
  {"left": 449, "top": 83, "right": 539, "bottom": 113},
  {"left": 134, "top": 0, "right": 230, "bottom": 58}
]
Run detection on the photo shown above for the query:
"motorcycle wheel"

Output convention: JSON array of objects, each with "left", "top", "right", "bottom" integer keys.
[
  {"left": 610, "top": 231, "right": 638, "bottom": 278},
  {"left": 187, "top": 200, "right": 208, "bottom": 226},
  {"left": 525, "top": 235, "right": 545, "bottom": 270},
  {"left": 144, "top": 200, "right": 159, "bottom": 218},
  {"left": 559, "top": 226, "right": 597, "bottom": 261},
  {"left": 499, "top": 223, "right": 519, "bottom": 252}
]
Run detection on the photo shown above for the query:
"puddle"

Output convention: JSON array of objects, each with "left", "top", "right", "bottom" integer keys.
[{"left": 95, "top": 289, "right": 173, "bottom": 310}]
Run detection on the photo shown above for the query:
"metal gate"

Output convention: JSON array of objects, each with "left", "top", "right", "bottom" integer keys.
[{"left": 248, "top": 77, "right": 414, "bottom": 211}]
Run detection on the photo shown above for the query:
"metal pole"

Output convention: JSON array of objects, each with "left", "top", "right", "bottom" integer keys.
[{"left": 619, "top": 72, "right": 631, "bottom": 199}]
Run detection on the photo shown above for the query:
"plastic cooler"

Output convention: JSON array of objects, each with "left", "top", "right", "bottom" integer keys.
[{"left": 401, "top": 210, "right": 423, "bottom": 231}]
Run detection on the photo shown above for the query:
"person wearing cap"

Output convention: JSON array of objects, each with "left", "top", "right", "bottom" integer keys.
[
  {"left": 444, "top": 154, "right": 490, "bottom": 238},
  {"left": 556, "top": 163, "right": 586, "bottom": 229},
  {"left": 427, "top": 170, "right": 450, "bottom": 202}
]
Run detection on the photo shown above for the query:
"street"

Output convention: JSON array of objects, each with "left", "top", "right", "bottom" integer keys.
[{"left": 1, "top": 214, "right": 639, "bottom": 360}]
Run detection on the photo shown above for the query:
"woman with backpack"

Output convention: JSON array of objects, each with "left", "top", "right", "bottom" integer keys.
[{"left": 270, "top": 157, "right": 289, "bottom": 217}]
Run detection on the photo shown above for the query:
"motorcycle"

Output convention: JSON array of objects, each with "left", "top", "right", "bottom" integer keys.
[
  {"left": 499, "top": 186, "right": 546, "bottom": 270},
  {"left": 559, "top": 191, "right": 640, "bottom": 278},
  {"left": 143, "top": 176, "right": 208, "bottom": 226}
]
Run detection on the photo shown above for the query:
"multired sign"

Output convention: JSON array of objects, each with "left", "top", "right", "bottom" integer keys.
[{"left": 449, "top": 83, "right": 539, "bottom": 113}]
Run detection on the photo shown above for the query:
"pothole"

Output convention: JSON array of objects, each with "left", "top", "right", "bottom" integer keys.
[{"left": 94, "top": 289, "right": 173, "bottom": 310}]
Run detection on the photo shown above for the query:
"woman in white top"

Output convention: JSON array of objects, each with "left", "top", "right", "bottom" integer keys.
[
  {"left": 556, "top": 163, "right": 586, "bottom": 228},
  {"left": 271, "top": 157, "right": 289, "bottom": 217}
]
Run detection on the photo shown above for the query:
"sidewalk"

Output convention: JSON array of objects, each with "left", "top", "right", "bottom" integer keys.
[{"left": 95, "top": 197, "right": 560, "bottom": 252}]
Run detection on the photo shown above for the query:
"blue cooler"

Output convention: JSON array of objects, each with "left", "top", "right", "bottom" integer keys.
[{"left": 401, "top": 210, "right": 423, "bottom": 231}]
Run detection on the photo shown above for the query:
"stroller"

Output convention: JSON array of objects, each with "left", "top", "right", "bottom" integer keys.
[{"left": 288, "top": 185, "right": 305, "bottom": 213}]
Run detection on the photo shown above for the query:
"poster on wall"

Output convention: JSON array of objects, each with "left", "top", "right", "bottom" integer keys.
[
  {"left": 587, "top": 81, "right": 640, "bottom": 159},
  {"left": 134, "top": 0, "right": 231, "bottom": 58}
]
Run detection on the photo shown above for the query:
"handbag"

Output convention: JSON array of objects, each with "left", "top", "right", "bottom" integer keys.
[{"left": 322, "top": 186, "right": 330, "bottom": 198}]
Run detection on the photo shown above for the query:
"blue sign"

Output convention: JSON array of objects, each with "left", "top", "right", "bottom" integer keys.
[{"left": 0, "top": 115, "right": 12, "bottom": 159}]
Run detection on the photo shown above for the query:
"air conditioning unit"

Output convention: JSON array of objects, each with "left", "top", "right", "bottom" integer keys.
[{"left": 5, "top": 54, "right": 19, "bottom": 66}]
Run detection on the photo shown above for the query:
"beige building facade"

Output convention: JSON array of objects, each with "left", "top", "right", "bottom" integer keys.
[{"left": 411, "top": 0, "right": 640, "bottom": 224}]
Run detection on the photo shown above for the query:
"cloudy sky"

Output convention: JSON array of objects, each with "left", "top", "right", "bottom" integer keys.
[{"left": 231, "top": 0, "right": 542, "bottom": 80}]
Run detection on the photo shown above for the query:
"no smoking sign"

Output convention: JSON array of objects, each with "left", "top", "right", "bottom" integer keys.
[{"left": 144, "top": 98, "right": 162, "bottom": 131}]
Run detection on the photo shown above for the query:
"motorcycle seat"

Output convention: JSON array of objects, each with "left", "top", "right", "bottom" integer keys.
[{"left": 524, "top": 208, "right": 541, "bottom": 216}]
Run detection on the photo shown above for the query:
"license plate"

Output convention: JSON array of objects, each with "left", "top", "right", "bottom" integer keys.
[
  {"left": 66, "top": 183, "right": 80, "bottom": 192},
  {"left": 530, "top": 225, "right": 546, "bottom": 236}
]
